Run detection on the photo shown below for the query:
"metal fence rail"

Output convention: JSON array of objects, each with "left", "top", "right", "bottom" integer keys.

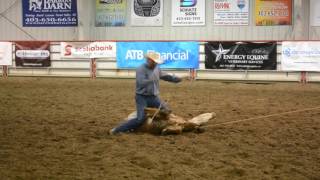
[{"left": 2, "top": 41, "right": 320, "bottom": 82}]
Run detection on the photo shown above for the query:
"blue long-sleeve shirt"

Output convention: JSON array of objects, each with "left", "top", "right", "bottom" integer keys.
[{"left": 136, "top": 63, "right": 181, "bottom": 96}]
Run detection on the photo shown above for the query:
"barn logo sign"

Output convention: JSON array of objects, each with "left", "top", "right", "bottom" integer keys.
[
  {"left": 29, "top": 0, "right": 73, "bottom": 11},
  {"left": 23, "top": 0, "right": 78, "bottom": 26},
  {"left": 29, "top": 0, "right": 42, "bottom": 11}
]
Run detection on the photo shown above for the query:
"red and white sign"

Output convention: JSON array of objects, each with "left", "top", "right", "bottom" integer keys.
[
  {"left": 0, "top": 42, "right": 12, "bottom": 66},
  {"left": 214, "top": 0, "right": 249, "bottom": 26},
  {"left": 61, "top": 42, "right": 116, "bottom": 59}
]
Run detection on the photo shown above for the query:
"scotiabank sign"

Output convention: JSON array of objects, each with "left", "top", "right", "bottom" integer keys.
[{"left": 61, "top": 42, "right": 116, "bottom": 58}]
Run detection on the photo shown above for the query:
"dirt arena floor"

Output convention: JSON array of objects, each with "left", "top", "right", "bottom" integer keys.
[{"left": 0, "top": 77, "right": 320, "bottom": 179}]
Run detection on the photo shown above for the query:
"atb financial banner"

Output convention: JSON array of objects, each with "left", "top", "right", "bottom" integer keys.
[
  {"left": 214, "top": 0, "right": 249, "bottom": 26},
  {"left": 15, "top": 41, "right": 51, "bottom": 67},
  {"left": 0, "top": 42, "right": 12, "bottom": 66},
  {"left": 205, "top": 42, "right": 277, "bottom": 70},
  {"left": 255, "top": 0, "right": 292, "bottom": 26},
  {"left": 96, "top": 0, "right": 126, "bottom": 27},
  {"left": 117, "top": 42, "right": 199, "bottom": 69},
  {"left": 22, "top": 0, "right": 78, "bottom": 27},
  {"left": 131, "top": 0, "right": 163, "bottom": 26},
  {"left": 172, "top": 0, "right": 205, "bottom": 26},
  {"left": 281, "top": 41, "right": 320, "bottom": 71}
]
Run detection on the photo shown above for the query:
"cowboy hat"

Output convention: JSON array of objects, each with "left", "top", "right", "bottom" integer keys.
[{"left": 145, "top": 52, "right": 163, "bottom": 64}]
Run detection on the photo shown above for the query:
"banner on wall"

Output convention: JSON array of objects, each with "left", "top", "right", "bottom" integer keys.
[
  {"left": 310, "top": 0, "right": 320, "bottom": 26},
  {"left": 205, "top": 42, "right": 277, "bottom": 70},
  {"left": 255, "top": 0, "right": 292, "bottom": 26},
  {"left": 61, "top": 42, "right": 116, "bottom": 59},
  {"left": 213, "top": 0, "right": 249, "bottom": 26},
  {"left": 0, "top": 42, "right": 12, "bottom": 66},
  {"left": 117, "top": 42, "right": 199, "bottom": 69},
  {"left": 15, "top": 42, "right": 51, "bottom": 67},
  {"left": 171, "top": 0, "right": 205, "bottom": 26},
  {"left": 96, "top": 0, "right": 126, "bottom": 27},
  {"left": 131, "top": 0, "right": 163, "bottom": 26},
  {"left": 22, "top": 0, "right": 78, "bottom": 27},
  {"left": 281, "top": 41, "right": 320, "bottom": 71}
]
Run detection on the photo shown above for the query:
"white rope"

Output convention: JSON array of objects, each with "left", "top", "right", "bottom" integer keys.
[
  {"left": 150, "top": 103, "right": 162, "bottom": 121},
  {"left": 206, "top": 106, "right": 320, "bottom": 128},
  {"left": 149, "top": 98, "right": 171, "bottom": 121}
]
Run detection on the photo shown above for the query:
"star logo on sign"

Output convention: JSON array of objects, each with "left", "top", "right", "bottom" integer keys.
[{"left": 211, "top": 44, "right": 230, "bottom": 62}]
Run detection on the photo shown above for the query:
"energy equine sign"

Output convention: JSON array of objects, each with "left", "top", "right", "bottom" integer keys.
[{"left": 205, "top": 42, "right": 277, "bottom": 70}]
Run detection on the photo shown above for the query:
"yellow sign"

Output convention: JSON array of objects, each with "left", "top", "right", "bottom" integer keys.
[{"left": 255, "top": 0, "right": 292, "bottom": 26}]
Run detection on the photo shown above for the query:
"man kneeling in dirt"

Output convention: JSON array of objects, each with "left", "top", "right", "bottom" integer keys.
[{"left": 109, "top": 52, "right": 188, "bottom": 135}]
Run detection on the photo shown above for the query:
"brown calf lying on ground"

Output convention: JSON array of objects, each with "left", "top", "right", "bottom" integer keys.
[{"left": 126, "top": 108, "right": 216, "bottom": 135}]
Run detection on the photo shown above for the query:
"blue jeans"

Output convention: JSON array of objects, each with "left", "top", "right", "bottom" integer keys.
[{"left": 113, "top": 94, "right": 168, "bottom": 133}]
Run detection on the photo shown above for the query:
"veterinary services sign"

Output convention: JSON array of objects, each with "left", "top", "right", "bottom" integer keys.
[
  {"left": 117, "top": 42, "right": 199, "bottom": 69},
  {"left": 281, "top": 41, "right": 320, "bottom": 71},
  {"left": 205, "top": 42, "right": 277, "bottom": 70},
  {"left": 22, "top": 0, "right": 78, "bottom": 27}
]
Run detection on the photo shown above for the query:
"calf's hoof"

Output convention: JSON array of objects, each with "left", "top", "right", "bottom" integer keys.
[{"left": 194, "top": 126, "right": 206, "bottom": 134}]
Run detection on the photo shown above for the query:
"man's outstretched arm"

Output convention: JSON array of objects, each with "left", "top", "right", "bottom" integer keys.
[{"left": 159, "top": 70, "right": 182, "bottom": 83}]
